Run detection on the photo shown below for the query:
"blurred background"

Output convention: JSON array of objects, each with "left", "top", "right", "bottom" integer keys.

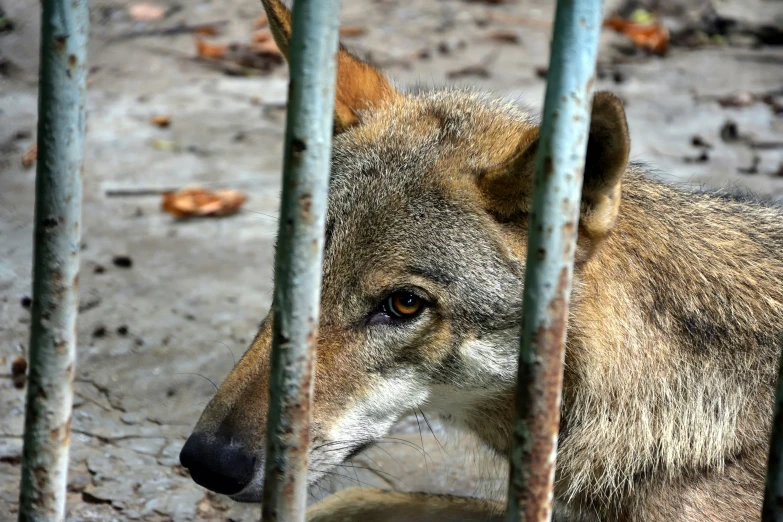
[{"left": 1, "top": 0, "right": 782, "bottom": 520}]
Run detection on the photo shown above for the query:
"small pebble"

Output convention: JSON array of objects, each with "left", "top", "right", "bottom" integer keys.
[
  {"left": 684, "top": 150, "right": 710, "bottom": 164},
  {"left": 11, "top": 356, "right": 27, "bottom": 389},
  {"left": 691, "top": 135, "right": 713, "bottom": 149},
  {"left": 720, "top": 120, "right": 740, "bottom": 142},
  {"left": 112, "top": 255, "right": 133, "bottom": 268}
]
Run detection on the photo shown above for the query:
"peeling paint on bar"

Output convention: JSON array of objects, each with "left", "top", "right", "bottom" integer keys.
[
  {"left": 18, "top": 0, "right": 88, "bottom": 521},
  {"left": 505, "top": 1, "right": 603, "bottom": 521},
  {"left": 260, "top": 1, "right": 340, "bottom": 521}
]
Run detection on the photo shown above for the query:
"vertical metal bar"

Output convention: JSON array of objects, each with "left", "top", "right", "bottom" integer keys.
[
  {"left": 18, "top": 0, "right": 88, "bottom": 521},
  {"left": 505, "top": 1, "right": 603, "bottom": 521},
  {"left": 261, "top": 1, "right": 340, "bottom": 521},
  {"left": 762, "top": 343, "right": 783, "bottom": 522}
]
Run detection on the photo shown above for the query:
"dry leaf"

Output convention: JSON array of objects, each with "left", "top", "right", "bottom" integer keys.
[
  {"left": 193, "top": 25, "right": 221, "bottom": 36},
  {"left": 447, "top": 65, "right": 491, "bottom": 79},
  {"left": 252, "top": 29, "right": 272, "bottom": 43},
  {"left": 249, "top": 38, "right": 282, "bottom": 57},
  {"left": 11, "top": 355, "right": 27, "bottom": 389},
  {"left": 253, "top": 14, "right": 268, "bottom": 29},
  {"left": 487, "top": 29, "right": 520, "bottom": 44},
  {"left": 22, "top": 142, "right": 37, "bottom": 168},
  {"left": 604, "top": 15, "right": 669, "bottom": 55},
  {"left": 161, "top": 187, "right": 247, "bottom": 218},
  {"left": 150, "top": 115, "right": 171, "bottom": 128},
  {"left": 129, "top": 3, "right": 166, "bottom": 22},
  {"left": 193, "top": 32, "right": 283, "bottom": 74},
  {"left": 11, "top": 356, "right": 27, "bottom": 378},
  {"left": 340, "top": 26, "right": 366, "bottom": 37},
  {"left": 195, "top": 37, "right": 227, "bottom": 59},
  {"left": 233, "top": 42, "right": 285, "bottom": 72}
]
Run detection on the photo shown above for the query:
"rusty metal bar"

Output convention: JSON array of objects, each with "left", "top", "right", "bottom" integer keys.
[
  {"left": 762, "top": 342, "right": 783, "bottom": 522},
  {"left": 261, "top": 0, "right": 340, "bottom": 521},
  {"left": 505, "top": 0, "right": 603, "bottom": 521},
  {"left": 18, "top": 0, "right": 88, "bottom": 521}
]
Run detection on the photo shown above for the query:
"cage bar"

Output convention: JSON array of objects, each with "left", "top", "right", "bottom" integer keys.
[
  {"left": 18, "top": 0, "right": 89, "bottom": 521},
  {"left": 505, "top": 1, "right": 603, "bottom": 521},
  {"left": 762, "top": 344, "right": 783, "bottom": 522},
  {"left": 261, "top": 0, "right": 340, "bottom": 520}
]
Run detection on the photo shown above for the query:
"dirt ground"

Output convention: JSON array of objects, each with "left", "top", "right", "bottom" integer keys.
[{"left": 1, "top": 0, "right": 782, "bottom": 520}]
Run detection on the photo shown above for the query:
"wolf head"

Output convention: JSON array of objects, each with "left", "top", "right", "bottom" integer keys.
[{"left": 180, "top": 0, "right": 630, "bottom": 502}]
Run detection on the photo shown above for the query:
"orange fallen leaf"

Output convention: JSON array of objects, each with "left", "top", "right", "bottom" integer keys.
[
  {"left": 129, "top": 3, "right": 166, "bottom": 22},
  {"left": 340, "top": 26, "right": 366, "bottom": 37},
  {"left": 253, "top": 14, "right": 268, "bottom": 29},
  {"left": 22, "top": 142, "right": 37, "bottom": 168},
  {"left": 487, "top": 29, "right": 520, "bottom": 44},
  {"left": 161, "top": 187, "right": 247, "bottom": 218},
  {"left": 193, "top": 25, "right": 221, "bottom": 36},
  {"left": 252, "top": 29, "right": 272, "bottom": 43},
  {"left": 150, "top": 115, "right": 171, "bottom": 128},
  {"left": 603, "top": 16, "right": 669, "bottom": 55},
  {"left": 249, "top": 38, "right": 282, "bottom": 57},
  {"left": 195, "top": 37, "right": 227, "bottom": 59}
]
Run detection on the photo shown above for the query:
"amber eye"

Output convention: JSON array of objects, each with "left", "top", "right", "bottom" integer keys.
[{"left": 386, "top": 291, "right": 424, "bottom": 318}]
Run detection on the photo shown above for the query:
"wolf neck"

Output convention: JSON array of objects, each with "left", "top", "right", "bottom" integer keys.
[
  {"left": 560, "top": 172, "right": 780, "bottom": 500},
  {"left": 577, "top": 170, "right": 783, "bottom": 363},
  {"left": 471, "top": 171, "right": 782, "bottom": 468}
]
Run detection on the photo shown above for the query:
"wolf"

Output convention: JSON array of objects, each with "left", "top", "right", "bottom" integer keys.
[{"left": 179, "top": 0, "right": 783, "bottom": 520}]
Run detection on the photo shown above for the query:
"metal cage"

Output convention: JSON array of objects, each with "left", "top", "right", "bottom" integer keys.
[{"left": 18, "top": 1, "right": 783, "bottom": 521}]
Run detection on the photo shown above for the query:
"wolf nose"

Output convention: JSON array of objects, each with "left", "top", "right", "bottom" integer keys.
[{"left": 179, "top": 432, "right": 256, "bottom": 495}]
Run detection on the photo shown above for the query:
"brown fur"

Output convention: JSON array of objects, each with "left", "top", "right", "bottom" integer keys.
[{"left": 182, "top": 1, "right": 783, "bottom": 520}]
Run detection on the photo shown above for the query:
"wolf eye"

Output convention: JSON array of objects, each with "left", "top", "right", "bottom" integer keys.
[
  {"left": 385, "top": 291, "right": 424, "bottom": 318},
  {"left": 367, "top": 290, "right": 429, "bottom": 326}
]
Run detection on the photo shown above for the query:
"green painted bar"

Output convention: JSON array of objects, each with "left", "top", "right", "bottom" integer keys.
[
  {"left": 505, "top": 1, "right": 603, "bottom": 521},
  {"left": 762, "top": 343, "right": 783, "bottom": 522},
  {"left": 260, "top": 0, "right": 340, "bottom": 521},
  {"left": 18, "top": 0, "right": 89, "bottom": 521}
]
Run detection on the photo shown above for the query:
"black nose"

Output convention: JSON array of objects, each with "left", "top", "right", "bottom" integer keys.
[{"left": 179, "top": 432, "right": 256, "bottom": 496}]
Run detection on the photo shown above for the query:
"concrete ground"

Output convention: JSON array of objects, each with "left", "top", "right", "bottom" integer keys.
[{"left": 1, "top": 0, "right": 782, "bottom": 520}]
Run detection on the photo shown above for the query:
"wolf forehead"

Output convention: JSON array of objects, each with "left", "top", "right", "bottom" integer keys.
[
  {"left": 324, "top": 88, "right": 537, "bottom": 233},
  {"left": 316, "top": 89, "right": 528, "bottom": 322},
  {"left": 328, "top": 88, "right": 537, "bottom": 194}
]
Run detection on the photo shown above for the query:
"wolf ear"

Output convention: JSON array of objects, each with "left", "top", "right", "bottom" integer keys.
[
  {"left": 479, "top": 91, "right": 630, "bottom": 240},
  {"left": 579, "top": 92, "right": 630, "bottom": 238},
  {"left": 260, "top": 0, "right": 398, "bottom": 133}
]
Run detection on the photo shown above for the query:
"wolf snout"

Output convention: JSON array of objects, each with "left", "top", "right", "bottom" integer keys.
[{"left": 179, "top": 432, "right": 257, "bottom": 496}]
